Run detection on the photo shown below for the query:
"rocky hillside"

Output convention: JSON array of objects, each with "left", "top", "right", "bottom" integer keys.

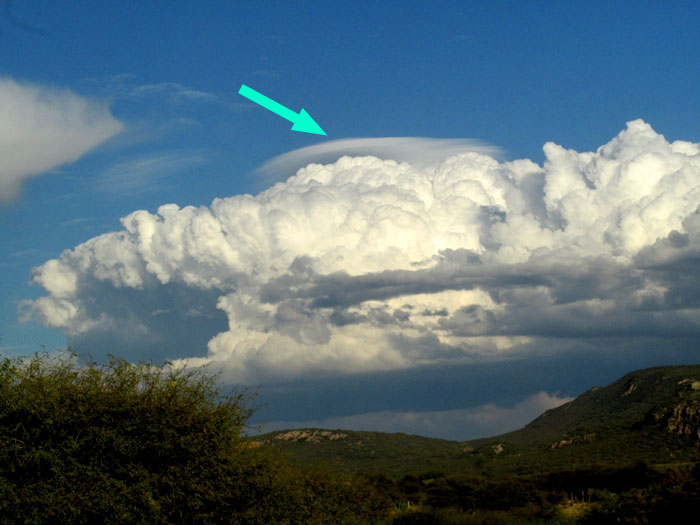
[
  {"left": 250, "top": 365, "right": 700, "bottom": 476},
  {"left": 466, "top": 364, "right": 700, "bottom": 472},
  {"left": 250, "top": 428, "right": 474, "bottom": 477}
]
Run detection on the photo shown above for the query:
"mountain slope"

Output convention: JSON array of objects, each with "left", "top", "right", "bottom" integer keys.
[
  {"left": 250, "top": 365, "right": 700, "bottom": 476},
  {"left": 466, "top": 364, "right": 700, "bottom": 472}
]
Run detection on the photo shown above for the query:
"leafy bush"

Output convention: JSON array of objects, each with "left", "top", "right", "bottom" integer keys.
[{"left": 0, "top": 351, "right": 389, "bottom": 524}]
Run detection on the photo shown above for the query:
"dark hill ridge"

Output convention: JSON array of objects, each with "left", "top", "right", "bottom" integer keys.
[
  {"left": 250, "top": 428, "right": 474, "bottom": 477},
  {"left": 251, "top": 365, "right": 700, "bottom": 476},
  {"left": 466, "top": 364, "right": 700, "bottom": 472},
  {"left": 520, "top": 365, "right": 700, "bottom": 440}
]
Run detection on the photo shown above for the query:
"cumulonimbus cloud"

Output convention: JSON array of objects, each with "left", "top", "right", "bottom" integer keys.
[
  {"left": 21, "top": 120, "right": 700, "bottom": 382},
  {"left": 0, "top": 78, "right": 123, "bottom": 203}
]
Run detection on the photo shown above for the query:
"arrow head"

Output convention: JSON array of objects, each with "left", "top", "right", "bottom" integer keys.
[{"left": 291, "top": 108, "right": 326, "bottom": 135}]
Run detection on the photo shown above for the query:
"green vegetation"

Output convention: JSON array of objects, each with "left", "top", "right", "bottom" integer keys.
[
  {"left": 357, "top": 461, "right": 700, "bottom": 523},
  {"left": 2, "top": 353, "right": 699, "bottom": 523},
  {"left": 0, "top": 352, "right": 388, "bottom": 524},
  {"left": 465, "top": 365, "right": 700, "bottom": 474},
  {"left": 254, "top": 429, "right": 475, "bottom": 477},
  {"left": 259, "top": 365, "right": 700, "bottom": 477}
]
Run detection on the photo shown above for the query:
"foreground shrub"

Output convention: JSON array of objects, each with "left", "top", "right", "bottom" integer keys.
[{"left": 0, "top": 351, "right": 389, "bottom": 524}]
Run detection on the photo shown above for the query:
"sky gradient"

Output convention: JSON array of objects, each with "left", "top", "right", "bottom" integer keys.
[{"left": 1, "top": 1, "right": 699, "bottom": 440}]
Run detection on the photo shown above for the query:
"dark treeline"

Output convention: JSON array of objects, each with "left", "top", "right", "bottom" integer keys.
[{"left": 355, "top": 461, "right": 700, "bottom": 523}]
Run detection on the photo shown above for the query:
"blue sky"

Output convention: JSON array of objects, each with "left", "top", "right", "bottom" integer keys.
[{"left": 1, "top": 1, "right": 699, "bottom": 440}]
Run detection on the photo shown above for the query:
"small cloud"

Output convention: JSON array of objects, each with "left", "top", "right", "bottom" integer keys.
[
  {"left": 0, "top": 77, "right": 123, "bottom": 204},
  {"left": 130, "top": 82, "right": 217, "bottom": 103},
  {"left": 8, "top": 248, "right": 45, "bottom": 259},
  {"left": 60, "top": 216, "right": 94, "bottom": 227},
  {"left": 93, "top": 151, "right": 205, "bottom": 195},
  {"left": 108, "top": 73, "right": 137, "bottom": 83}
]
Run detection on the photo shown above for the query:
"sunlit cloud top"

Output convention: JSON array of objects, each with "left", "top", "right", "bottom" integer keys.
[{"left": 21, "top": 120, "right": 700, "bottom": 384}]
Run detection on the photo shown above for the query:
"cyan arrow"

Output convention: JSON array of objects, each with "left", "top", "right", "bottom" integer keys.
[{"left": 238, "top": 84, "right": 326, "bottom": 135}]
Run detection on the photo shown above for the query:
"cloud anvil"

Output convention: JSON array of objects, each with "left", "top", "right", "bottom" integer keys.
[{"left": 22, "top": 120, "right": 700, "bottom": 382}]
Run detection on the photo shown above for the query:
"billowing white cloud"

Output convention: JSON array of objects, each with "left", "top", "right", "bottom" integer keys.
[
  {"left": 22, "top": 120, "right": 700, "bottom": 383},
  {"left": 0, "top": 78, "right": 123, "bottom": 203},
  {"left": 256, "top": 391, "right": 574, "bottom": 441}
]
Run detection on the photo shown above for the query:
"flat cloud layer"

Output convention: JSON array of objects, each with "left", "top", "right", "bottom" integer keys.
[
  {"left": 0, "top": 78, "right": 123, "bottom": 203},
  {"left": 253, "top": 136, "right": 502, "bottom": 187},
  {"left": 23, "top": 120, "right": 700, "bottom": 384}
]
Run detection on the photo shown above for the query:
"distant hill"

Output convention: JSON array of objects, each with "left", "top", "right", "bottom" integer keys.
[
  {"left": 467, "top": 364, "right": 700, "bottom": 473},
  {"left": 249, "top": 428, "right": 473, "bottom": 477},
  {"left": 250, "top": 365, "right": 700, "bottom": 477}
]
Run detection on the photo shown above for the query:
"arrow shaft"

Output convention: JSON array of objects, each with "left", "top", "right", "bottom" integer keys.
[{"left": 238, "top": 84, "right": 297, "bottom": 123}]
